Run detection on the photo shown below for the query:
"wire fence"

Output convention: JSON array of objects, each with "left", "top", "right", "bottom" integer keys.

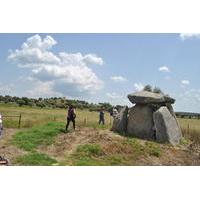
[
  {"left": 2, "top": 114, "right": 22, "bottom": 128},
  {"left": 1, "top": 113, "right": 113, "bottom": 129}
]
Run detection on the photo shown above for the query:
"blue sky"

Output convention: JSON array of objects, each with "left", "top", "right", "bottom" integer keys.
[{"left": 0, "top": 33, "right": 200, "bottom": 112}]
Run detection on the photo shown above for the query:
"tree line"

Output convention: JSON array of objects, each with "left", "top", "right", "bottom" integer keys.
[{"left": 0, "top": 95, "right": 124, "bottom": 112}]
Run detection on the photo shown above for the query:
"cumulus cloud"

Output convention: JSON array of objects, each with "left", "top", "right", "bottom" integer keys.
[
  {"left": 181, "top": 80, "right": 190, "bottom": 86},
  {"left": 110, "top": 76, "right": 127, "bottom": 82},
  {"left": 158, "top": 66, "right": 170, "bottom": 73},
  {"left": 8, "top": 34, "right": 104, "bottom": 97},
  {"left": 134, "top": 82, "right": 144, "bottom": 92},
  {"left": 180, "top": 33, "right": 200, "bottom": 40},
  {"left": 83, "top": 54, "right": 103, "bottom": 65}
]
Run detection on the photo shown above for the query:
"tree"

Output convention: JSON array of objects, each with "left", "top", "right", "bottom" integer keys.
[
  {"left": 99, "top": 102, "right": 112, "bottom": 111},
  {"left": 153, "top": 87, "right": 163, "bottom": 94},
  {"left": 143, "top": 85, "right": 152, "bottom": 92},
  {"left": 17, "top": 99, "right": 26, "bottom": 107}
]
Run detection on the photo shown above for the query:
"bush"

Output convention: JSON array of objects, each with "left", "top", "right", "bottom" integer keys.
[
  {"left": 143, "top": 85, "right": 152, "bottom": 92},
  {"left": 153, "top": 87, "right": 163, "bottom": 94}
]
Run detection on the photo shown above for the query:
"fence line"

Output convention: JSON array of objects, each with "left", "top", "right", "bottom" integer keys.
[{"left": 2, "top": 114, "right": 22, "bottom": 128}]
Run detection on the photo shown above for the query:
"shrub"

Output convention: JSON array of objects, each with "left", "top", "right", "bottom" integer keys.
[
  {"left": 153, "top": 87, "right": 163, "bottom": 94},
  {"left": 143, "top": 85, "right": 152, "bottom": 92}
]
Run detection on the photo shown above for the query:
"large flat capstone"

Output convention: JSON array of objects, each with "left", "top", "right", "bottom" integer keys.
[
  {"left": 127, "top": 91, "right": 175, "bottom": 104},
  {"left": 153, "top": 106, "right": 182, "bottom": 145}
]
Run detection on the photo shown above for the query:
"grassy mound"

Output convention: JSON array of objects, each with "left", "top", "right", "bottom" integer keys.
[{"left": 68, "top": 139, "right": 162, "bottom": 166}]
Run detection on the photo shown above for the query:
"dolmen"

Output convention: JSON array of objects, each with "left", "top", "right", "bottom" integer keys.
[{"left": 111, "top": 91, "right": 182, "bottom": 145}]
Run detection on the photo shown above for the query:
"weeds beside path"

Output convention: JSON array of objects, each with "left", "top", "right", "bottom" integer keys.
[{"left": 0, "top": 128, "right": 25, "bottom": 164}]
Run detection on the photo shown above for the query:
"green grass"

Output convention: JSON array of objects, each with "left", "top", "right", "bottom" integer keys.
[
  {"left": 0, "top": 103, "right": 112, "bottom": 129},
  {"left": 123, "top": 138, "right": 144, "bottom": 155},
  {"left": 70, "top": 144, "right": 105, "bottom": 166},
  {"left": 12, "top": 122, "right": 64, "bottom": 151},
  {"left": 105, "top": 155, "right": 126, "bottom": 165},
  {"left": 144, "top": 141, "right": 162, "bottom": 157},
  {"left": 15, "top": 152, "right": 57, "bottom": 166},
  {"left": 86, "top": 122, "right": 112, "bottom": 130},
  {"left": 1, "top": 103, "right": 199, "bottom": 166},
  {"left": 69, "top": 139, "right": 162, "bottom": 166},
  {"left": 76, "top": 144, "right": 104, "bottom": 157}
]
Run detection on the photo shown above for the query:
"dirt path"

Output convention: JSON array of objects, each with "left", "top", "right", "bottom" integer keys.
[
  {"left": 0, "top": 128, "right": 25, "bottom": 164},
  {"left": 38, "top": 127, "right": 123, "bottom": 163}
]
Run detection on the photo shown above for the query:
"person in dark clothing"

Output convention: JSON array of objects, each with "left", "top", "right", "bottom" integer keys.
[
  {"left": 0, "top": 113, "right": 3, "bottom": 137},
  {"left": 66, "top": 105, "right": 76, "bottom": 131},
  {"left": 99, "top": 109, "right": 105, "bottom": 125}
]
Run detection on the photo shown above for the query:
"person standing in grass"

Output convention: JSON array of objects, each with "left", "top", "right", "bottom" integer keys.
[
  {"left": 66, "top": 105, "right": 76, "bottom": 131},
  {"left": 99, "top": 108, "right": 105, "bottom": 125},
  {"left": 0, "top": 113, "right": 3, "bottom": 137}
]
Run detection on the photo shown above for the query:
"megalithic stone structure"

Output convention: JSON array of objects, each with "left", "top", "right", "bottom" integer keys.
[{"left": 112, "top": 90, "right": 182, "bottom": 145}]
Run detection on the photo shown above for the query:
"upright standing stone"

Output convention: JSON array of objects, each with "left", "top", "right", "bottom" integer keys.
[
  {"left": 111, "top": 106, "right": 128, "bottom": 134},
  {"left": 153, "top": 106, "right": 182, "bottom": 145},
  {"left": 127, "top": 104, "right": 155, "bottom": 139}
]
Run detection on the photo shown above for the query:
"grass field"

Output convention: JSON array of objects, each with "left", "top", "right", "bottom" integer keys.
[
  {"left": 0, "top": 103, "right": 112, "bottom": 129},
  {"left": 1, "top": 103, "right": 199, "bottom": 135},
  {"left": 0, "top": 103, "right": 200, "bottom": 166},
  {"left": 178, "top": 118, "right": 200, "bottom": 144},
  {"left": 1, "top": 103, "right": 200, "bottom": 138}
]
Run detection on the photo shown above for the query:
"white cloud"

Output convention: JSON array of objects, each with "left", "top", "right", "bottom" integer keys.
[
  {"left": 158, "top": 66, "right": 170, "bottom": 72},
  {"left": 83, "top": 54, "right": 103, "bottom": 65},
  {"left": 180, "top": 33, "right": 200, "bottom": 40},
  {"left": 8, "top": 34, "right": 60, "bottom": 67},
  {"left": 106, "top": 92, "right": 129, "bottom": 106},
  {"left": 181, "top": 80, "right": 190, "bottom": 86},
  {"left": 134, "top": 82, "right": 144, "bottom": 92},
  {"left": 8, "top": 34, "right": 104, "bottom": 97},
  {"left": 0, "top": 83, "right": 15, "bottom": 95},
  {"left": 26, "top": 80, "right": 63, "bottom": 98},
  {"left": 106, "top": 92, "right": 123, "bottom": 99},
  {"left": 175, "top": 88, "right": 200, "bottom": 112},
  {"left": 110, "top": 76, "right": 127, "bottom": 82}
]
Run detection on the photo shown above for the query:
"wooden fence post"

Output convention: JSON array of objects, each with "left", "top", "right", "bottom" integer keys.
[
  {"left": 84, "top": 118, "right": 86, "bottom": 126},
  {"left": 187, "top": 123, "right": 190, "bottom": 135},
  {"left": 18, "top": 113, "right": 22, "bottom": 128}
]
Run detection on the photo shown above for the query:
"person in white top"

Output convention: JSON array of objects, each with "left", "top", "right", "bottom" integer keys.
[{"left": 112, "top": 107, "right": 118, "bottom": 118}]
